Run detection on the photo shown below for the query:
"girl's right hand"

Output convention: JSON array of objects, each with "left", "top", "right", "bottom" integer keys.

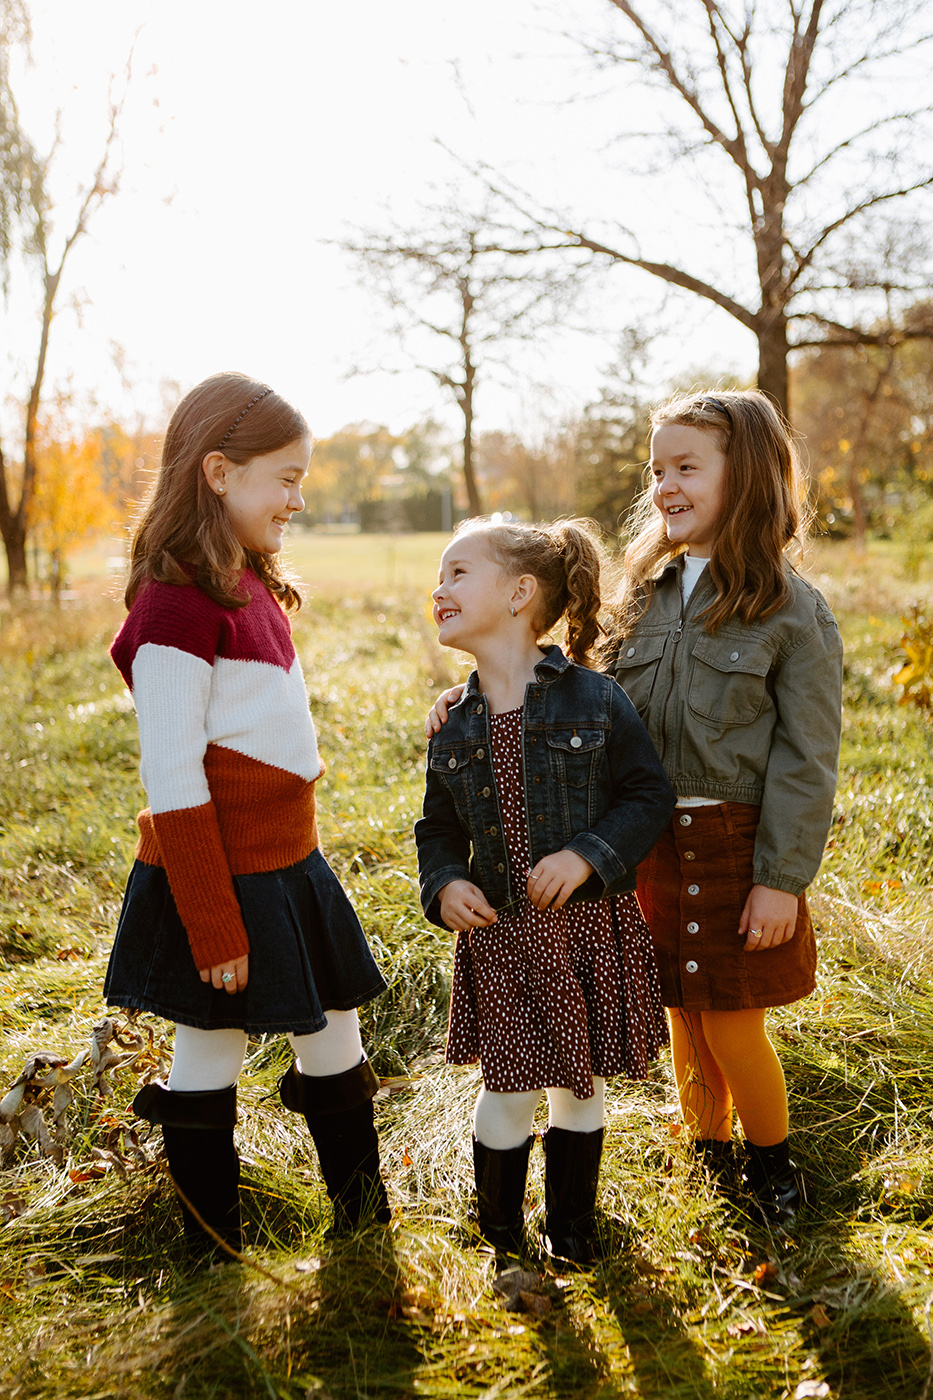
[
  {"left": 425, "top": 684, "right": 466, "bottom": 737},
  {"left": 200, "top": 954, "right": 249, "bottom": 994},
  {"left": 438, "top": 880, "right": 497, "bottom": 932}
]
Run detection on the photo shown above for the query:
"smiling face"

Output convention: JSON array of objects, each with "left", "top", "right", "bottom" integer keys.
[
  {"left": 650, "top": 423, "right": 727, "bottom": 557},
  {"left": 432, "top": 531, "right": 515, "bottom": 652},
  {"left": 207, "top": 437, "right": 310, "bottom": 555}
]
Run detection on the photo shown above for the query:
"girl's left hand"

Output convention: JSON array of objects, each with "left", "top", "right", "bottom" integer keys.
[
  {"left": 200, "top": 954, "right": 249, "bottom": 993},
  {"left": 738, "top": 886, "right": 798, "bottom": 951},
  {"left": 527, "top": 850, "right": 594, "bottom": 910}
]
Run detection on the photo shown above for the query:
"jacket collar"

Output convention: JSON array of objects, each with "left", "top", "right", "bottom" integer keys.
[{"left": 460, "top": 644, "right": 570, "bottom": 699}]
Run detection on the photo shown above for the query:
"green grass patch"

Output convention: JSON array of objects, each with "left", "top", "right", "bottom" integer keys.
[{"left": 0, "top": 541, "right": 931, "bottom": 1398}]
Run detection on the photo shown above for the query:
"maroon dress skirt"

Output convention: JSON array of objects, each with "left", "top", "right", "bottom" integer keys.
[
  {"left": 636, "top": 802, "right": 816, "bottom": 1013},
  {"left": 444, "top": 708, "right": 669, "bottom": 1100}
]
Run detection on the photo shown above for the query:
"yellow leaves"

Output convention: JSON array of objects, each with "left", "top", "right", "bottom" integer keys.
[{"left": 893, "top": 606, "right": 933, "bottom": 714}]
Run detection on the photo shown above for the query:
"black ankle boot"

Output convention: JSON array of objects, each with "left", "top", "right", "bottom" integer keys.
[
  {"left": 133, "top": 1081, "right": 242, "bottom": 1259},
  {"left": 542, "top": 1126, "right": 603, "bottom": 1265},
  {"left": 692, "top": 1137, "right": 738, "bottom": 1192},
  {"left": 742, "top": 1137, "right": 803, "bottom": 1229},
  {"left": 472, "top": 1135, "right": 533, "bottom": 1260},
  {"left": 279, "top": 1058, "right": 390, "bottom": 1231}
]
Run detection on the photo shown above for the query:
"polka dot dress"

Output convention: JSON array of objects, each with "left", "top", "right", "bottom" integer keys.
[{"left": 445, "top": 708, "right": 669, "bottom": 1099}]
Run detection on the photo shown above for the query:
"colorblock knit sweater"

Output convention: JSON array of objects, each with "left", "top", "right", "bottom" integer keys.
[{"left": 111, "top": 572, "right": 323, "bottom": 970}]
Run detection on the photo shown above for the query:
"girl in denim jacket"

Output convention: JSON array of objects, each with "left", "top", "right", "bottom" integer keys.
[
  {"left": 416, "top": 518, "right": 674, "bottom": 1264},
  {"left": 606, "top": 390, "right": 843, "bottom": 1230}
]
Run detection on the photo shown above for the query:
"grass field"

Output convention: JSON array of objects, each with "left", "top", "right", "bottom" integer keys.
[{"left": 0, "top": 534, "right": 931, "bottom": 1399}]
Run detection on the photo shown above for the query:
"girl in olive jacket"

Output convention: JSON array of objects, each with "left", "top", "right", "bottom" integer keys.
[{"left": 606, "top": 389, "right": 842, "bottom": 1230}]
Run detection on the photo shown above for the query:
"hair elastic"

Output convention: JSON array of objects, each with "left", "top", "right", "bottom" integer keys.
[{"left": 217, "top": 387, "right": 273, "bottom": 451}]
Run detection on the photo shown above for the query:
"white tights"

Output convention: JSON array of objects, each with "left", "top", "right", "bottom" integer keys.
[
  {"left": 166, "top": 1010, "right": 364, "bottom": 1093},
  {"left": 473, "top": 1079, "right": 606, "bottom": 1151}
]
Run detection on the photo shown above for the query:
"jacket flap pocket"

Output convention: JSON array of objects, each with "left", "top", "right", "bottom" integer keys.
[
  {"left": 429, "top": 744, "right": 473, "bottom": 773},
  {"left": 614, "top": 633, "right": 666, "bottom": 668},
  {"left": 546, "top": 726, "right": 606, "bottom": 753},
  {"left": 692, "top": 634, "right": 772, "bottom": 677}
]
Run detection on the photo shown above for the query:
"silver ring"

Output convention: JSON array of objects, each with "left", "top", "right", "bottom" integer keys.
[
  {"left": 750, "top": 929, "right": 763, "bottom": 939},
  {"left": 221, "top": 972, "right": 235, "bottom": 983}
]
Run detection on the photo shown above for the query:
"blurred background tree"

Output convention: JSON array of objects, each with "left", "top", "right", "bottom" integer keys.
[{"left": 339, "top": 197, "right": 589, "bottom": 517}]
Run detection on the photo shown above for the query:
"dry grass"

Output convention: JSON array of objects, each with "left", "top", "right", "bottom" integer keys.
[{"left": 0, "top": 541, "right": 931, "bottom": 1398}]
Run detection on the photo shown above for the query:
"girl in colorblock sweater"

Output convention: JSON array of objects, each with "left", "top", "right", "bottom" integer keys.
[{"left": 106, "top": 372, "right": 389, "bottom": 1258}]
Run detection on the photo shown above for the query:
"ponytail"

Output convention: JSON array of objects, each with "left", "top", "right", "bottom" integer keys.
[
  {"left": 455, "top": 516, "right": 606, "bottom": 666},
  {"left": 547, "top": 520, "right": 604, "bottom": 665}
]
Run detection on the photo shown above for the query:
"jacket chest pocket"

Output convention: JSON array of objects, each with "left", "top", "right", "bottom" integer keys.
[
  {"left": 429, "top": 743, "right": 477, "bottom": 801},
  {"left": 545, "top": 727, "right": 606, "bottom": 787},
  {"left": 612, "top": 633, "right": 666, "bottom": 718},
  {"left": 687, "top": 635, "right": 773, "bottom": 726}
]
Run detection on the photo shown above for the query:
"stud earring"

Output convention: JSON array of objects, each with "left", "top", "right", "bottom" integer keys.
[{"left": 216, "top": 487, "right": 225, "bottom": 495}]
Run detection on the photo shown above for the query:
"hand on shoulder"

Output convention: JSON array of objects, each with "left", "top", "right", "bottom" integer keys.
[{"left": 425, "top": 684, "right": 465, "bottom": 737}]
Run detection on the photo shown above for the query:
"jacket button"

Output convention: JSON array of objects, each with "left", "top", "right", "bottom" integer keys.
[
  {"left": 475, "top": 748, "right": 485, "bottom": 759},
  {"left": 626, "top": 647, "right": 636, "bottom": 657},
  {"left": 496, "top": 863, "right": 505, "bottom": 873},
  {"left": 679, "top": 814, "right": 692, "bottom": 826},
  {"left": 685, "top": 960, "right": 698, "bottom": 974},
  {"left": 533, "top": 776, "right": 541, "bottom": 783},
  {"left": 730, "top": 651, "right": 740, "bottom": 661},
  {"left": 488, "top": 826, "right": 498, "bottom": 837},
  {"left": 570, "top": 736, "right": 582, "bottom": 748},
  {"left": 473, "top": 705, "right": 484, "bottom": 714},
  {"left": 684, "top": 850, "right": 695, "bottom": 860},
  {"left": 448, "top": 758, "right": 457, "bottom": 770},
  {"left": 688, "top": 883, "right": 699, "bottom": 896},
  {"left": 481, "top": 786, "right": 491, "bottom": 797},
  {"left": 687, "top": 921, "right": 699, "bottom": 933},
  {"left": 536, "top": 814, "right": 545, "bottom": 823}
]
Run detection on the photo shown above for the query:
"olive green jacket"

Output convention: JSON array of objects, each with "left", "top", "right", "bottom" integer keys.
[{"left": 610, "top": 557, "right": 843, "bottom": 897}]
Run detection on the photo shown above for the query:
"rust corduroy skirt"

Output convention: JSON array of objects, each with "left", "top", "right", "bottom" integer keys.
[{"left": 636, "top": 802, "right": 816, "bottom": 1013}]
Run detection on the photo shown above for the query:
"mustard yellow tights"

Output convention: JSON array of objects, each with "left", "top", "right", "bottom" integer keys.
[{"left": 667, "top": 1007, "right": 789, "bottom": 1148}]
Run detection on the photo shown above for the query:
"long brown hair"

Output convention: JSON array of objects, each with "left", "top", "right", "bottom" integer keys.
[
  {"left": 457, "top": 517, "right": 606, "bottom": 665},
  {"left": 606, "top": 389, "right": 811, "bottom": 641},
  {"left": 125, "top": 372, "right": 309, "bottom": 611}
]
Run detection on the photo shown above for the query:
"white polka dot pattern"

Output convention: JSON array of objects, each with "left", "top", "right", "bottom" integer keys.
[{"left": 445, "top": 707, "right": 668, "bottom": 1098}]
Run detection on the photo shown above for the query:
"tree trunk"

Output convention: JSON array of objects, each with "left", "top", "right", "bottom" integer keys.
[
  {"left": 461, "top": 356, "right": 482, "bottom": 516},
  {"left": 3, "top": 525, "right": 28, "bottom": 594},
  {"left": 0, "top": 439, "right": 28, "bottom": 595},
  {"left": 756, "top": 316, "right": 790, "bottom": 422}
]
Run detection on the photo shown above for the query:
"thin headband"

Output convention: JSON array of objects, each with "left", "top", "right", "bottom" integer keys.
[
  {"left": 217, "top": 387, "right": 273, "bottom": 451},
  {"left": 702, "top": 395, "right": 732, "bottom": 422}
]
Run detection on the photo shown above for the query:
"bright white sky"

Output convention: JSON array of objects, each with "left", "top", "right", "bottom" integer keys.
[{"left": 3, "top": 0, "right": 923, "bottom": 448}]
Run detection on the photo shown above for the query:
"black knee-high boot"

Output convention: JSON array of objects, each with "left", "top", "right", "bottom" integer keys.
[
  {"left": 133, "top": 1082, "right": 242, "bottom": 1259},
  {"left": 472, "top": 1135, "right": 533, "bottom": 1259},
  {"left": 279, "top": 1058, "right": 390, "bottom": 1231},
  {"left": 542, "top": 1125, "right": 603, "bottom": 1265}
]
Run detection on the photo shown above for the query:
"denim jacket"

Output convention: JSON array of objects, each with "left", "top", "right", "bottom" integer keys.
[
  {"left": 415, "top": 645, "right": 675, "bottom": 927},
  {"left": 610, "top": 557, "right": 843, "bottom": 896}
]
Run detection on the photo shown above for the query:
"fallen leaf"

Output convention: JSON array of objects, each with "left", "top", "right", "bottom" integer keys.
[
  {"left": 727, "top": 1317, "right": 767, "bottom": 1337},
  {"left": 810, "top": 1303, "right": 831, "bottom": 1330},
  {"left": 754, "top": 1261, "right": 779, "bottom": 1285}
]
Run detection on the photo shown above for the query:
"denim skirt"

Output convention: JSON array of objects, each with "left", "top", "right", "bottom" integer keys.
[
  {"left": 104, "top": 847, "right": 387, "bottom": 1034},
  {"left": 636, "top": 802, "right": 816, "bottom": 1013}
]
